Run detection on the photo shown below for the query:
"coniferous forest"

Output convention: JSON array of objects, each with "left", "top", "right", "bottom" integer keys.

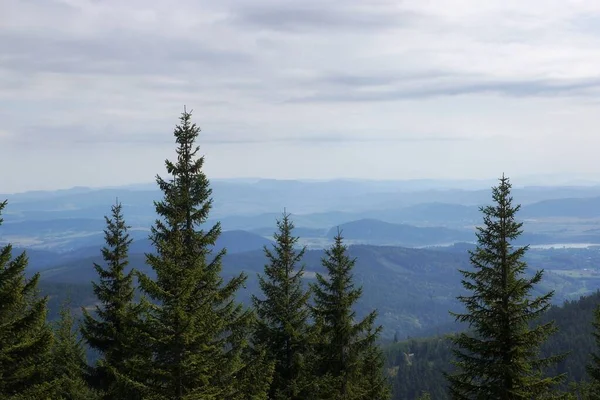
[{"left": 3, "top": 110, "right": 600, "bottom": 399}]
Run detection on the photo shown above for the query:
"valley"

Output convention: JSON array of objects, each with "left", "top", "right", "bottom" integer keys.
[{"left": 4, "top": 179, "right": 600, "bottom": 341}]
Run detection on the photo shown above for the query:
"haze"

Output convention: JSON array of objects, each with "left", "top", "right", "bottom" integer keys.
[{"left": 3, "top": 0, "right": 600, "bottom": 193}]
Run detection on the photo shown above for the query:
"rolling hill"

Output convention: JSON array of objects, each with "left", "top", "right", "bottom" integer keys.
[
  {"left": 35, "top": 242, "right": 598, "bottom": 340},
  {"left": 329, "top": 219, "right": 474, "bottom": 246},
  {"left": 521, "top": 196, "right": 600, "bottom": 219}
]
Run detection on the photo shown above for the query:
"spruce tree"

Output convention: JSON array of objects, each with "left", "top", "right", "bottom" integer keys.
[
  {"left": 446, "top": 175, "right": 565, "bottom": 399},
  {"left": 311, "top": 230, "right": 389, "bottom": 400},
  {"left": 50, "top": 301, "right": 98, "bottom": 400},
  {"left": 80, "top": 201, "right": 147, "bottom": 399},
  {"left": 252, "top": 211, "right": 314, "bottom": 399},
  {"left": 0, "top": 200, "right": 55, "bottom": 398},
  {"left": 136, "top": 108, "right": 271, "bottom": 399}
]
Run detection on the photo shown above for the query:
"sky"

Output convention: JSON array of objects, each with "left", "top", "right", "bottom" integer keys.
[{"left": 3, "top": 0, "right": 600, "bottom": 192}]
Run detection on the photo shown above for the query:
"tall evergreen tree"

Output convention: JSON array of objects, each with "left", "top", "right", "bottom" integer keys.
[
  {"left": 136, "top": 108, "right": 271, "bottom": 399},
  {"left": 252, "top": 211, "right": 314, "bottom": 399},
  {"left": 311, "top": 230, "right": 389, "bottom": 400},
  {"left": 80, "top": 201, "right": 147, "bottom": 399},
  {"left": 446, "top": 175, "right": 565, "bottom": 399},
  {"left": 0, "top": 200, "right": 55, "bottom": 398},
  {"left": 50, "top": 301, "right": 98, "bottom": 400}
]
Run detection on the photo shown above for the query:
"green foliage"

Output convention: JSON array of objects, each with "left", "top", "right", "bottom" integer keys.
[
  {"left": 136, "top": 109, "right": 270, "bottom": 399},
  {"left": 358, "top": 326, "right": 391, "bottom": 400},
  {"left": 50, "top": 301, "right": 98, "bottom": 400},
  {"left": 252, "top": 211, "right": 314, "bottom": 399},
  {"left": 311, "top": 230, "right": 390, "bottom": 399},
  {"left": 586, "top": 304, "right": 600, "bottom": 398},
  {"left": 80, "top": 201, "right": 148, "bottom": 399},
  {"left": 384, "top": 290, "right": 600, "bottom": 399},
  {"left": 446, "top": 175, "right": 566, "bottom": 399},
  {"left": 0, "top": 200, "right": 55, "bottom": 398},
  {"left": 385, "top": 336, "right": 453, "bottom": 399}
]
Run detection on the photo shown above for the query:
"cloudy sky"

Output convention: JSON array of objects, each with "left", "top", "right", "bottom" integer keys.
[{"left": 3, "top": 0, "right": 600, "bottom": 192}]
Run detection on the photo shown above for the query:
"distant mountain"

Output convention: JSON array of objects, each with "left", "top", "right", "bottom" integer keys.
[
  {"left": 249, "top": 226, "right": 328, "bottom": 238},
  {"left": 6, "top": 181, "right": 600, "bottom": 230},
  {"left": 522, "top": 196, "right": 600, "bottom": 219},
  {"left": 210, "top": 195, "right": 600, "bottom": 233},
  {"left": 216, "top": 230, "right": 274, "bottom": 253},
  {"left": 8, "top": 182, "right": 600, "bottom": 255},
  {"left": 128, "top": 229, "right": 273, "bottom": 255},
  {"left": 0, "top": 218, "right": 106, "bottom": 234},
  {"left": 11, "top": 247, "right": 66, "bottom": 272},
  {"left": 389, "top": 203, "right": 480, "bottom": 224},
  {"left": 42, "top": 229, "right": 273, "bottom": 263},
  {"left": 330, "top": 219, "right": 474, "bottom": 246}
]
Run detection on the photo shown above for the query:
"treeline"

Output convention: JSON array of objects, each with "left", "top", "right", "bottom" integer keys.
[
  {"left": 4, "top": 110, "right": 600, "bottom": 400},
  {"left": 0, "top": 110, "right": 389, "bottom": 400}
]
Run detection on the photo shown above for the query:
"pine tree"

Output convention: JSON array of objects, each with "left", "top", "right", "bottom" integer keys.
[
  {"left": 252, "top": 211, "right": 314, "bottom": 399},
  {"left": 50, "top": 301, "right": 99, "bottom": 400},
  {"left": 0, "top": 200, "right": 55, "bottom": 398},
  {"left": 446, "top": 175, "right": 565, "bottom": 399},
  {"left": 81, "top": 201, "right": 148, "bottom": 399},
  {"left": 586, "top": 305, "right": 600, "bottom": 398},
  {"left": 136, "top": 108, "right": 271, "bottom": 399},
  {"left": 311, "top": 230, "right": 389, "bottom": 400}
]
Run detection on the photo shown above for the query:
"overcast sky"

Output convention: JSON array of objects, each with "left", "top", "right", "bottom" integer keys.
[{"left": 3, "top": 0, "right": 600, "bottom": 192}]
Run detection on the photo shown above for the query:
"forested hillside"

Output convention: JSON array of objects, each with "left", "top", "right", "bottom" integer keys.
[{"left": 385, "top": 290, "right": 600, "bottom": 399}]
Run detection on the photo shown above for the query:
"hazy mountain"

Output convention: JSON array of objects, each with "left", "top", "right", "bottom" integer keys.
[
  {"left": 5, "top": 180, "right": 600, "bottom": 229},
  {"left": 1, "top": 218, "right": 106, "bottom": 234},
  {"left": 7, "top": 181, "right": 600, "bottom": 256},
  {"left": 249, "top": 226, "right": 328, "bottom": 238},
  {"left": 521, "top": 196, "right": 600, "bottom": 219},
  {"left": 52, "top": 229, "right": 274, "bottom": 261},
  {"left": 330, "top": 219, "right": 474, "bottom": 246}
]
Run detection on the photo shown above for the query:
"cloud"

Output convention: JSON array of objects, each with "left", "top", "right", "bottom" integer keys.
[
  {"left": 0, "top": 30, "right": 252, "bottom": 77},
  {"left": 202, "top": 132, "right": 471, "bottom": 145},
  {"left": 5, "top": 121, "right": 468, "bottom": 146},
  {"left": 229, "top": 1, "right": 420, "bottom": 33},
  {"left": 286, "top": 76, "right": 600, "bottom": 103},
  {"left": 3, "top": 0, "right": 600, "bottom": 191}
]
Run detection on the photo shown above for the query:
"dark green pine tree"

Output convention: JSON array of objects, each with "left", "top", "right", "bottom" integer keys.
[
  {"left": 50, "top": 301, "right": 99, "bottom": 400},
  {"left": 586, "top": 305, "right": 600, "bottom": 398},
  {"left": 0, "top": 200, "right": 55, "bottom": 398},
  {"left": 311, "top": 230, "right": 389, "bottom": 400},
  {"left": 446, "top": 175, "right": 565, "bottom": 400},
  {"left": 136, "top": 108, "right": 271, "bottom": 399},
  {"left": 252, "top": 211, "right": 314, "bottom": 399},
  {"left": 81, "top": 201, "right": 148, "bottom": 399}
]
